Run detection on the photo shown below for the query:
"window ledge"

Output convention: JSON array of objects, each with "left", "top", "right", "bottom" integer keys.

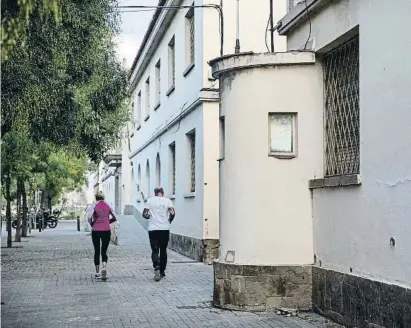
[
  {"left": 183, "top": 192, "right": 195, "bottom": 198},
  {"left": 269, "top": 152, "right": 296, "bottom": 159},
  {"left": 154, "top": 102, "right": 161, "bottom": 111},
  {"left": 166, "top": 85, "right": 175, "bottom": 96},
  {"left": 309, "top": 174, "right": 362, "bottom": 189},
  {"left": 137, "top": 199, "right": 142, "bottom": 203},
  {"left": 183, "top": 63, "right": 195, "bottom": 77},
  {"left": 169, "top": 194, "right": 176, "bottom": 200},
  {"left": 144, "top": 114, "right": 150, "bottom": 122},
  {"left": 143, "top": 197, "right": 148, "bottom": 203}
]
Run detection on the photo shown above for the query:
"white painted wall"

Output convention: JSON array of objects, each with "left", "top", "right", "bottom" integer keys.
[
  {"left": 283, "top": 0, "right": 411, "bottom": 287},
  {"left": 121, "top": 131, "right": 133, "bottom": 214},
  {"left": 214, "top": 52, "right": 323, "bottom": 265},
  {"left": 102, "top": 168, "right": 116, "bottom": 210},
  {"left": 131, "top": 105, "right": 205, "bottom": 239},
  {"left": 126, "top": 0, "right": 287, "bottom": 242}
]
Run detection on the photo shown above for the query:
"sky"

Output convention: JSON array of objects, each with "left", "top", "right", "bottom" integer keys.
[{"left": 115, "top": 0, "right": 160, "bottom": 68}]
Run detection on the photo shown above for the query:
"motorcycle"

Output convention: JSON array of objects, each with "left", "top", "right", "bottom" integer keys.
[{"left": 35, "top": 210, "right": 57, "bottom": 229}]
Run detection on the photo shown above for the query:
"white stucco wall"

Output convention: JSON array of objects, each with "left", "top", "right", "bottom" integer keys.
[
  {"left": 202, "top": 101, "right": 220, "bottom": 240},
  {"left": 102, "top": 168, "right": 116, "bottom": 210},
  {"left": 283, "top": 0, "right": 411, "bottom": 287},
  {"left": 126, "top": 0, "right": 288, "bottom": 242},
  {"left": 121, "top": 133, "right": 133, "bottom": 214},
  {"left": 214, "top": 52, "right": 323, "bottom": 266},
  {"left": 131, "top": 105, "right": 205, "bottom": 239}
]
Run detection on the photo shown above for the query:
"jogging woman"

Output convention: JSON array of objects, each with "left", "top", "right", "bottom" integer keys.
[{"left": 87, "top": 191, "right": 117, "bottom": 281}]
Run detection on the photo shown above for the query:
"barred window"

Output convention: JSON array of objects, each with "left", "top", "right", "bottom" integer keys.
[
  {"left": 137, "top": 165, "right": 141, "bottom": 199},
  {"left": 324, "top": 36, "right": 360, "bottom": 176},
  {"left": 131, "top": 101, "right": 135, "bottom": 129},
  {"left": 155, "top": 153, "right": 161, "bottom": 187},
  {"left": 145, "top": 160, "right": 150, "bottom": 199},
  {"left": 145, "top": 77, "right": 150, "bottom": 117},
  {"left": 169, "top": 143, "right": 176, "bottom": 195},
  {"left": 168, "top": 36, "right": 175, "bottom": 88},
  {"left": 155, "top": 60, "right": 161, "bottom": 106},
  {"left": 137, "top": 92, "right": 141, "bottom": 126},
  {"left": 185, "top": 6, "right": 195, "bottom": 67},
  {"left": 187, "top": 130, "right": 196, "bottom": 192}
]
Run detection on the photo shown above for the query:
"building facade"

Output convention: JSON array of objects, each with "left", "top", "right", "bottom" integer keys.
[
  {"left": 277, "top": 0, "right": 411, "bottom": 327},
  {"left": 210, "top": 0, "right": 410, "bottom": 327},
  {"left": 122, "top": 0, "right": 287, "bottom": 263}
]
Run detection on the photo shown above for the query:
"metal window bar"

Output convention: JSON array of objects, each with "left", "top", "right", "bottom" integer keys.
[
  {"left": 189, "top": 15, "right": 195, "bottom": 64},
  {"left": 171, "top": 145, "right": 176, "bottom": 194},
  {"left": 324, "top": 36, "right": 360, "bottom": 176},
  {"left": 190, "top": 133, "right": 196, "bottom": 192},
  {"left": 170, "top": 44, "right": 175, "bottom": 85}
]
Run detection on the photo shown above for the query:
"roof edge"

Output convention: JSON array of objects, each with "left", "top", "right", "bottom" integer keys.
[{"left": 129, "top": 0, "right": 167, "bottom": 75}]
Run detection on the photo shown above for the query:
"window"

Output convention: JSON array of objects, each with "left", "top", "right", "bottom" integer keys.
[
  {"left": 324, "top": 36, "right": 359, "bottom": 176},
  {"left": 219, "top": 116, "right": 225, "bottom": 160},
  {"left": 137, "top": 165, "right": 141, "bottom": 201},
  {"left": 155, "top": 60, "right": 161, "bottom": 109},
  {"left": 269, "top": 113, "right": 297, "bottom": 157},
  {"left": 187, "top": 130, "right": 196, "bottom": 192},
  {"left": 131, "top": 102, "right": 135, "bottom": 129},
  {"left": 145, "top": 160, "right": 150, "bottom": 199},
  {"left": 145, "top": 77, "right": 150, "bottom": 119},
  {"left": 136, "top": 92, "right": 142, "bottom": 127},
  {"left": 155, "top": 153, "right": 161, "bottom": 187},
  {"left": 169, "top": 143, "right": 176, "bottom": 195},
  {"left": 167, "top": 36, "right": 175, "bottom": 94},
  {"left": 184, "top": 6, "right": 195, "bottom": 72}
]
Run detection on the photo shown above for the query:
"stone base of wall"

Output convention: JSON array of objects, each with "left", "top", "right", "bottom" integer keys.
[
  {"left": 312, "top": 266, "right": 411, "bottom": 328},
  {"left": 213, "top": 262, "right": 312, "bottom": 311},
  {"left": 169, "top": 233, "right": 219, "bottom": 264},
  {"left": 124, "top": 205, "right": 219, "bottom": 264}
]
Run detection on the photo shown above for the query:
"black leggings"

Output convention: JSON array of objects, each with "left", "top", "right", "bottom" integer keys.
[{"left": 91, "top": 230, "right": 111, "bottom": 266}]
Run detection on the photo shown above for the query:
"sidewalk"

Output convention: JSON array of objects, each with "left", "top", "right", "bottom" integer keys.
[{"left": 1, "top": 217, "right": 342, "bottom": 328}]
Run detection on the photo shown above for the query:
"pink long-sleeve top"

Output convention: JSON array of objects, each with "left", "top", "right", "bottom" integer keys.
[{"left": 87, "top": 201, "right": 115, "bottom": 231}]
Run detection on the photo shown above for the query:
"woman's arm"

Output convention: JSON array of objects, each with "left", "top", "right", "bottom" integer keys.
[{"left": 109, "top": 210, "right": 117, "bottom": 224}]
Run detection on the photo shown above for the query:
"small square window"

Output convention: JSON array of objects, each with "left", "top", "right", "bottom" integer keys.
[{"left": 269, "top": 113, "right": 297, "bottom": 158}]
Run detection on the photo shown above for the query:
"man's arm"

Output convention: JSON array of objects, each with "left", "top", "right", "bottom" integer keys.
[
  {"left": 142, "top": 208, "right": 150, "bottom": 219},
  {"left": 168, "top": 199, "right": 175, "bottom": 223},
  {"left": 168, "top": 207, "right": 175, "bottom": 223}
]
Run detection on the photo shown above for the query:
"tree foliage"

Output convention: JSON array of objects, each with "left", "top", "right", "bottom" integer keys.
[
  {"left": 1, "top": 0, "right": 60, "bottom": 62},
  {"left": 1, "top": 0, "right": 130, "bottom": 161},
  {"left": 1, "top": 0, "right": 130, "bottom": 246}
]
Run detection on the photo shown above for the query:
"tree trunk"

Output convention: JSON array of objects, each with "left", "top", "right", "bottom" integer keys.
[
  {"left": 6, "top": 174, "right": 12, "bottom": 248},
  {"left": 22, "top": 181, "right": 28, "bottom": 237},
  {"left": 40, "top": 189, "right": 45, "bottom": 210},
  {"left": 15, "top": 179, "right": 22, "bottom": 242},
  {"left": 48, "top": 194, "right": 52, "bottom": 213}
]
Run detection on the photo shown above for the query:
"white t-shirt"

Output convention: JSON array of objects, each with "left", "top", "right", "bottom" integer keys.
[{"left": 145, "top": 196, "right": 174, "bottom": 231}]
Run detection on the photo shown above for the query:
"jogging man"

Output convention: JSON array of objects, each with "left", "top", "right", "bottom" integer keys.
[{"left": 142, "top": 187, "right": 175, "bottom": 281}]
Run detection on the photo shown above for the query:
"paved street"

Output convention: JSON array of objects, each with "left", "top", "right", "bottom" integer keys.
[{"left": 1, "top": 217, "right": 342, "bottom": 328}]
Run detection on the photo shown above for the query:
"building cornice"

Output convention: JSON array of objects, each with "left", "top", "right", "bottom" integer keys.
[
  {"left": 129, "top": 0, "right": 183, "bottom": 91},
  {"left": 210, "top": 52, "right": 316, "bottom": 79},
  {"left": 277, "top": 0, "right": 330, "bottom": 35},
  {"left": 129, "top": 90, "right": 219, "bottom": 159}
]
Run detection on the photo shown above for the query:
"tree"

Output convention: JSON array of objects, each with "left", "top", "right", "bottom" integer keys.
[
  {"left": 1, "top": 0, "right": 130, "bottom": 246},
  {"left": 1, "top": 0, "right": 60, "bottom": 62},
  {"left": 1, "top": 0, "right": 129, "bottom": 160}
]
